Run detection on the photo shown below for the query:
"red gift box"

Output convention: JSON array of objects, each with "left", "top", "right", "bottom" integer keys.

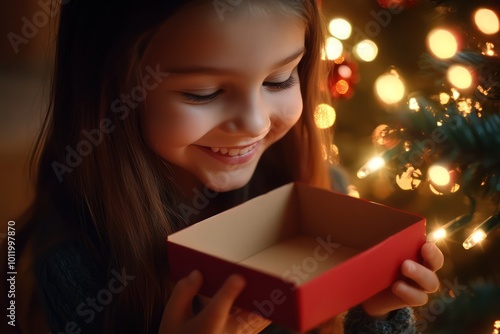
[{"left": 167, "top": 182, "right": 426, "bottom": 332}]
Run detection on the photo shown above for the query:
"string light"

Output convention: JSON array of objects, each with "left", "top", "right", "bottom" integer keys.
[
  {"left": 329, "top": 18, "right": 352, "bottom": 40},
  {"left": 447, "top": 65, "right": 473, "bottom": 90},
  {"left": 474, "top": 8, "right": 500, "bottom": 35},
  {"left": 314, "top": 103, "right": 336, "bottom": 129},
  {"left": 324, "top": 37, "right": 343, "bottom": 60},
  {"left": 463, "top": 214, "right": 500, "bottom": 249},
  {"left": 428, "top": 214, "right": 473, "bottom": 242},
  {"left": 428, "top": 165, "right": 451, "bottom": 186},
  {"left": 357, "top": 145, "right": 402, "bottom": 179},
  {"left": 353, "top": 40, "right": 378, "bottom": 62},
  {"left": 427, "top": 28, "right": 458, "bottom": 59},
  {"left": 375, "top": 70, "right": 406, "bottom": 105},
  {"left": 357, "top": 156, "right": 385, "bottom": 179}
]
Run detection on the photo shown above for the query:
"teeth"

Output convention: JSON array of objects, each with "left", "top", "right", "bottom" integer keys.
[
  {"left": 210, "top": 144, "right": 256, "bottom": 156},
  {"left": 228, "top": 148, "right": 239, "bottom": 157}
]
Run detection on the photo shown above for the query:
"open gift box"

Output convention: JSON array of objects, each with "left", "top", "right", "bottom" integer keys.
[{"left": 167, "top": 182, "right": 426, "bottom": 332}]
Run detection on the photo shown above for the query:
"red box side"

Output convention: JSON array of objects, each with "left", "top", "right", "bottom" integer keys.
[
  {"left": 167, "top": 241, "right": 303, "bottom": 330},
  {"left": 296, "top": 221, "right": 426, "bottom": 331}
]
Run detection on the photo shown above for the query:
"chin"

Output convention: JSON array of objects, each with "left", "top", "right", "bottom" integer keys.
[{"left": 201, "top": 170, "right": 254, "bottom": 193}]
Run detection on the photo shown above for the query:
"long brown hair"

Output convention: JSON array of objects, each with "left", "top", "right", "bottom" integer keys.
[{"left": 26, "top": 0, "right": 333, "bottom": 332}]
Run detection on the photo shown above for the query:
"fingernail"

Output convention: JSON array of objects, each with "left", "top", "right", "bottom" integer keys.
[
  {"left": 405, "top": 260, "right": 414, "bottom": 273},
  {"left": 188, "top": 270, "right": 201, "bottom": 282},
  {"left": 230, "top": 274, "right": 245, "bottom": 288}
]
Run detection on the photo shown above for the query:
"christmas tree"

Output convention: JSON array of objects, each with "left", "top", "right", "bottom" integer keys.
[{"left": 321, "top": 0, "right": 500, "bottom": 332}]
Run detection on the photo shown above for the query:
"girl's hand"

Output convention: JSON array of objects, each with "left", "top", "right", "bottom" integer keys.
[
  {"left": 159, "top": 270, "right": 246, "bottom": 334},
  {"left": 361, "top": 242, "right": 444, "bottom": 319}
]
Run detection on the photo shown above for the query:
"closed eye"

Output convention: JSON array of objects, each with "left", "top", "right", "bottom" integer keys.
[
  {"left": 263, "top": 75, "right": 298, "bottom": 91},
  {"left": 181, "top": 90, "right": 222, "bottom": 104}
]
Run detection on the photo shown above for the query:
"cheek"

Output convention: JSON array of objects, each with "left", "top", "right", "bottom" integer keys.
[
  {"left": 272, "top": 87, "right": 303, "bottom": 132},
  {"left": 142, "top": 100, "right": 214, "bottom": 148}
]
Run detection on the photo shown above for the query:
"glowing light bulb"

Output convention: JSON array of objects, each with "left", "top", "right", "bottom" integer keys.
[
  {"left": 428, "top": 165, "right": 451, "bottom": 186},
  {"left": 324, "top": 37, "right": 343, "bottom": 60},
  {"left": 429, "top": 214, "right": 473, "bottom": 242},
  {"left": 474, "top": 8, "right": 499, "bottom": 35},
  {"left": 375, "top": 72, "right": 405, "bottom": 105},
  {"left": 329, "top": 18, "right": 352, "bottom": 40},
  {"left": 428, "top": 228, "right": 447, "bottom": 242},
  {"left": 357, "top": 156, "right": 385, "bottom": 179},
  {"left": 463, "top": 229, "right": 487, "bottom": 249},
  {"left": 314, "top": 103, "right": 336, "bottom": 129},
  {"left": 447, "top": 65, "right": 473, "bottom": 89},
  {"left": 427, "top": 29, "right": 458, "bottom": 59},
  {"left": 462, "top": 214, "right": 500, "bottom": 250},
  {"left": 353, "top": 40, "right": 378, "bottom": 62}
]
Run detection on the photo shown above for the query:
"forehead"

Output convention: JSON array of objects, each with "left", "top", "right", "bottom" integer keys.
[{"left": 142, "top": 1, "right": 306, "bottom": 73}]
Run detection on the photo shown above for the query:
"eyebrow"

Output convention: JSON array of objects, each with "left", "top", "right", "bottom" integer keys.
[{"left": 165, "top": 47, "right": 306, "bottom": 74}]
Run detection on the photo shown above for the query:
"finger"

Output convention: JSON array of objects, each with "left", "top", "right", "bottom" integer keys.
[
  {"left": 161, "top": 270, "right": 203, "bottom": 327},
  {"left": 362, "top": 288, "right": 406, "bottom": 318},
  {"left": 401, "top": 260, "right": 440, "bottom": 293},
  {"left": 204, "top": 274, "right": 246, "bottom": 320},
  {"left": 421, "top": 242, "right": 444, "bottom": 272},
  {"left": 392, "top": 280, "right": 429, "bottom": 307}
]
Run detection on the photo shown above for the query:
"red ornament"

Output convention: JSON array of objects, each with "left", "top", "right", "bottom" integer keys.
[
  {"left": 376, "top": 0, "right": 418, "bottom": 9},
  {"left": 326, "top": 57, "right": 358, "bottom": 99}
]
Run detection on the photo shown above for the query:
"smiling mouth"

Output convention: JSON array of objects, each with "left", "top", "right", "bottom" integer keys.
[{"left": 208, "top": 143, "right": 258, "bottom": 157}]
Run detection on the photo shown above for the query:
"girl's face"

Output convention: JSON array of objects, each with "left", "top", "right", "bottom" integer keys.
[{"left": 142, "top": 2, "right": 305, "bottom": 192}]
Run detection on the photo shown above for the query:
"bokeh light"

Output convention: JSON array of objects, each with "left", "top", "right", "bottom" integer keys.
[
  {"left": 324, "top": 37, "right": 343, "bottom": 60},
  {"left": 353, "top": 40, "right": 378, "bottom": 62},
  {"left": 375, "top": 72, "right": 405, "bottom": 104},
  {"left": 474, "top": 8, "right": 500, "bottom": 35},
  {"left": 427, "top": 29, "right": 458, "bottom": 59},
  {"left": 447, "top": 65, "right": 473, "bottom": 89},
  {"left": 314, "top": 103, "right": 336, "bottom": 129},
  {"left": 428, "top": 165, "right": 451, "bottom": 186},
  {"left": 329, "top": 18, "right": 352, "bottom": 40}
]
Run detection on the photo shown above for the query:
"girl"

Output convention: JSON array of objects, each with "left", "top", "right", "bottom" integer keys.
[{"left": 7, "top": 0, "right": 443, "bottom": 333}]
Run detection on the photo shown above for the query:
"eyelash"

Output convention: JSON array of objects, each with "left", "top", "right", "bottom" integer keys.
[{"left": 181, "top": 75, "right": 298, "bottom": 103}]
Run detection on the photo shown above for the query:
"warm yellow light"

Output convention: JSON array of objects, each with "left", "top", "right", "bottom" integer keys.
[
  {"left": 357, "top": 156, "right": 385, "bottom": 179},
  {"left": 428, "top": 228, "right": 447, "bottom": 242},
  {"left": 354, "top": 40, "right": 378, "bottom": 62},
  {"left": 427, "top": 29, "right": 458, "bottom": 59},
  {"left": 447, "top": 65, "right": 473, "bottom": 89},
  {"left": 314, "top": 103, "right": 336, "bottom": 129},
  {"left": 463, "top": 229, "right": 487, "bottom": 250},
  {"left": 474, "top": 8, "right": 500, "bottom": 35},
  {"left": 429, "top": 184, "right": 444, "bottom": 195},
  {"left": 375, "top": 73, "right": 405, "bottom": 104},
  {"left": 329, "top": 18, "right": 352, "bottom": 40},
  {"left": 439, "top": 92, "right": 451, "bottom": 104},
  {"left": 347, "top": 185, "right": 360, "bottom": 198},
  {"left": 494, "top": 320, "right": 500, "bottom": 329},
  {"left": 336, "top": 79, "right": 349, "bottom": 95},
  {"left": 408, "top": 97, "right": 420, "bottom": 111},
  {"left": 324, "top": 37, "right": 343, "bottom": 60},
  {"left": 428, "top": 165, "right": 451, "bottom": 186}
]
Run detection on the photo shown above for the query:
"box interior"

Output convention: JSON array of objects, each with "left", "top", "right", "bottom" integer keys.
[{"left": 168, "top": 183, "right": 422, "bottom": 283}]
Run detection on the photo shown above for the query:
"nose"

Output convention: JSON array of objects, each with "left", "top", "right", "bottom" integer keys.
[{"left": 221, "top": 92, "right": 271, "bottom": 137}]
